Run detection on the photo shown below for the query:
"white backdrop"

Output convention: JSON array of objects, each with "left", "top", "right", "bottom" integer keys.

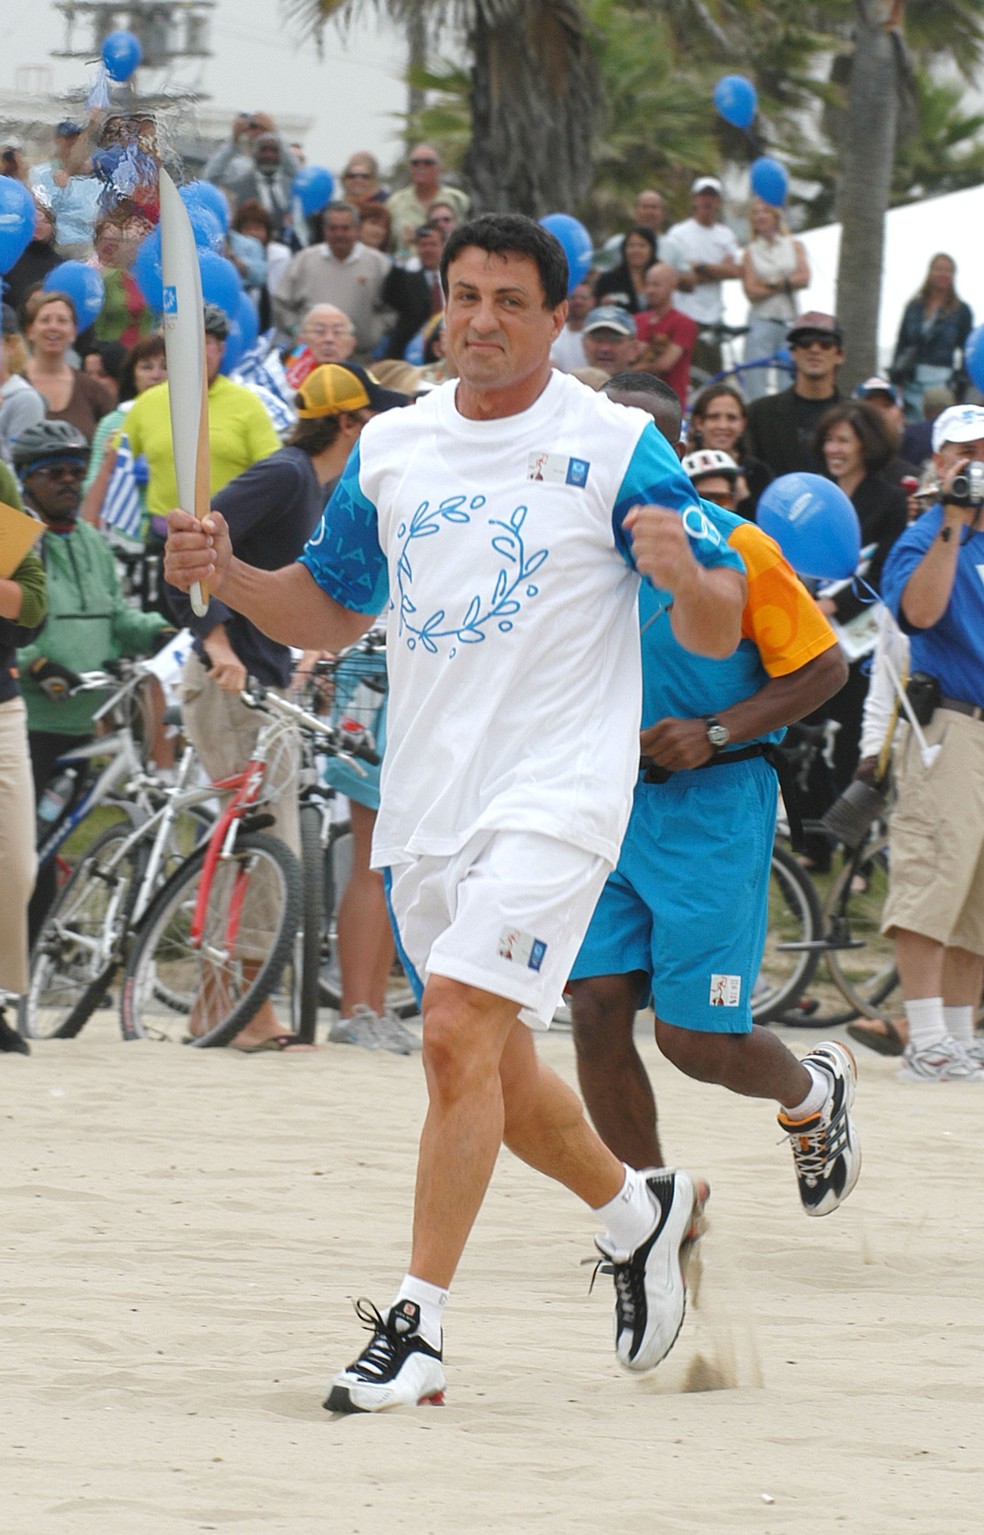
[{"left": 723, "top": 185, "right": 984, "bottom": 369}]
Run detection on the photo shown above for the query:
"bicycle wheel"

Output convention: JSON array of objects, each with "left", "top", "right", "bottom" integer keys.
[
  {"left": 316, "top": 824, "right": 419, "bottom": 1020},
  {"left": 279, "top": 801, "right": 324, "bottom": 1045},
  {"left": 25, "top": 820, "right": 146, "bottom": 1041},
  {"left": 120, "top": 830, "right": 302, "bottom": 1046},
  {"left": 822, "top": 838, "right": 898, "bottom": 1023},
  {"left": 751, "top": 843, "right": 823, "bottom": 1024}
]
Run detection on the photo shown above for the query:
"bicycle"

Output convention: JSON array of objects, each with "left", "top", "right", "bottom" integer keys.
[
  {"left": 687, "top": 321, "right": 794, "bottom": 411},
  {"left": 120, "top": 681, "right": 381, "bottom": 1048}
]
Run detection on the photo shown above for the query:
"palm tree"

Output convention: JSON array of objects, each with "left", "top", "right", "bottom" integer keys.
[{"left": 283, "top": 0, "right": 603, "bottom": 215}]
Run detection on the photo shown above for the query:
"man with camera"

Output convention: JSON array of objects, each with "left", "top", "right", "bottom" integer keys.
[{"left": 880, "top": 404, "right": 984, "bottom": 1082}]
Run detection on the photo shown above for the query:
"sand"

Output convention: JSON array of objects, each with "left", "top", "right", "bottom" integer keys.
[{"left": 3, "top": 1011, "right": 983, "bottom": 1535}]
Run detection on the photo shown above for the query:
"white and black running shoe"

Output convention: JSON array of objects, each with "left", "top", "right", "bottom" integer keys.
[
  {"left": 325, "top": 1298, "right": 446, "bottom": 1414},
  {"left": 778, "top": 1040, "right": 861, "bottom": 1216},
  {"left": 594, "top": 1169, "right": 703, "bottom": 1373}
]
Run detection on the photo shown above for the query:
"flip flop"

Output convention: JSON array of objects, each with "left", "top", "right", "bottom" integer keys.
[
  {"left": 846, "top": 1017, "right": 905, "bottom": 1057},
  {"left": 233, "top": 1033, "right": 315, "bottom": 1054}
]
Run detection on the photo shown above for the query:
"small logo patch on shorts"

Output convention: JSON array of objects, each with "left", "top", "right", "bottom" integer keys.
[
  {"left": 709, "top": 973, "right": 741, "bottom": 1007},
  {"left": 498, "top": 926, "right": 548, "bottom": 972}
]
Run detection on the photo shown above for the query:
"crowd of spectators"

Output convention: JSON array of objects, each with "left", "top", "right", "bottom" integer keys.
[{"left": 1, "top": 112, "right": 980, "bottom": 1070}]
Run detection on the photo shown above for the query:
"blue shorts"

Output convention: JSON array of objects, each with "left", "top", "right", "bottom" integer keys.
[
  {"left": 569, "top": 757, "right": 777, "bottom": 1033},
  {"left": 320, "top": 648, "right": 387, "bottom": 812}
]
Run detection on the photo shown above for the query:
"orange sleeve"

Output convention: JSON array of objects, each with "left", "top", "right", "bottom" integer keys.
[{"left": 730, "top": 521, "right": 839, "bottom": 678}]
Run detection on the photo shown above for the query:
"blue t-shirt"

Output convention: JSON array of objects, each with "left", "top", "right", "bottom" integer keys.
[{"left": 880, "top": 504, "right": 984, "bottom": 708}]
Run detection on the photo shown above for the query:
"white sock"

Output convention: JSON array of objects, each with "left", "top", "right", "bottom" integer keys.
[
  {"left": 392, "top": 1274, "right": 447, "bottom": 1350},
  {"left": 593, "top": 1166, "right": 656, "bottom": 1259},
  {"left": 782, "top": 1064, "right": 829, "bottom": 1120},
  {"left": 943, "top": 1005, "right": 974, "bottom": 1046},
  {"left": 904, "top": 996, "right": 946, "bottom": 1051}
]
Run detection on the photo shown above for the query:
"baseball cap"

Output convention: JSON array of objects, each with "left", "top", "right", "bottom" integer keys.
[
  {"left": 691, "top": 176, "right": 723, "bottom": 196},
  {"left": 296, "top": 363, "right": 409, "bottom": 418},
  {"left": 787, "top": 311, "right": 843, "bottom": 345},
  {"left": 931, "top": 403, "right": 984, "bottom": 454},
  {"left": 855, "top": 376, "right": 902, "bottom": 406},
  {"left": 55, "top": 120, "right": 83, "bottom": 137},
  {"left": 2, "top": 136, "right": 24, "bottom": 152},
  {"left": 583, "top": 305, "right": 636, "bottom": 338},
  {"left": 682, "top": 448, "right": 740, "bottom": 484}
]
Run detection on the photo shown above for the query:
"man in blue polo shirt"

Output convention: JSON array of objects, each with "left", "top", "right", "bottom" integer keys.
[{"left": 880, "top": 404, "right": 984, "bottom": 1083}]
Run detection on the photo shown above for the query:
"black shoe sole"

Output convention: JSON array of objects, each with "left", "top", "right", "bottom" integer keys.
[{"left": 324, "top": 1384, "right": 367, "bottom": 1414}]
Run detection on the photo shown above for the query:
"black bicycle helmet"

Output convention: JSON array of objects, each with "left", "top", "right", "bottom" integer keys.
[{"left": 11, "top": 419, "right": 89, "bottom": 473}]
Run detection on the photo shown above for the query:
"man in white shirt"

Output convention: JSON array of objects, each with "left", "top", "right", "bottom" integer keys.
[
  {"left": 661, "top": 176, "right": 741, "bottom": 374},
  {"left": 165, "top": 212, "right": 747, "bottom": 1416},
  {"left": 272, "top": 202, "right": 391, "bottom": 361},
  {"left": 549, "top": 279, "right": 594, "bottom": 372}
]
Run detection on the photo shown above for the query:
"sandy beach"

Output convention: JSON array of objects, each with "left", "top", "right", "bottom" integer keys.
[{"left": 3, "top": 1009, "right": 982, "bottom": 1535}]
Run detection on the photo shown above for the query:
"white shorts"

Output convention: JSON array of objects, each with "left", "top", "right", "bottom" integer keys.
[{"left": 385, "top": 829, "right": 612, "bottom": 1029}]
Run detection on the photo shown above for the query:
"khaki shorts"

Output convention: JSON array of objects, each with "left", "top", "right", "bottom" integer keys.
[
  {"left": 386, "top": 829, "right": 612, "bottom": 1030},
  {"left": 881, "top": 710, "right": 984, "bottom": 954}
]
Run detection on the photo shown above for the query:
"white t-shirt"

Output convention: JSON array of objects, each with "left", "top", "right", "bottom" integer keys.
[
  {"left": 300, "top": 371, "right": 742, "bottom": 869},
  {"left": 661, "top": 217, "right": 741, "bottom": 325},
  {"left": 550, "top": 325, "right": 589, "bottom": 372}
]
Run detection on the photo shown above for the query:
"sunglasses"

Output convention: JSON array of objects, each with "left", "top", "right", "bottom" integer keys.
[
  {"left": 791, "top": 333, "right": 839, "bottom": 350},
  {"left": 32, "top": 463, "right": 86, "bottom": 481},
  {"left": 344, "top": 170, "right": 370, "bottom": 179},
  {"left": 410, "top": 157, "right": 438, "bottom": 167}
]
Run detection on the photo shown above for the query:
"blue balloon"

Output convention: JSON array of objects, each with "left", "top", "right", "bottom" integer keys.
[
  {"left": 183, "top": 179, "right": 230, "bottom": 234},
  {"left": 43, "top": 261, "right": 105, "bottom": 330},
  {"left": 539, "top": 213, "right": 593, "bottom": 295},
  {"left": 178, "top": 191, "right": 224, "bottom": 253},
  {"left": 713, "top": 75, "right": 758, "bottom": 131},
  {"left": 0, "top": 176, "right": 36, "bottom": 274},
  {"left": 102, "top": 29, "right": 143, "bottom": 83},
  {"left": 220, "top": 315, "right": 245, "bottom": 375},
  {"left": 757, "top": 473, "right": 861, "bottom": 581},
  {"left": 964, "top": 324, "right": 984, "bottom": 395},
  {"left": 198, "top": 249, "right": 242, "bottom": 319},
  {"left": 236, "top": 289, "right": 259, "bottom": 354},
  {"left": 293, "top": 166, "right": 335, "bottom": 218},
  {"left": 132, "top": 227, "right": 163, "bottom": 312},
  {"left": 750, "top": 155, "right": 789, "bottom": 208}
]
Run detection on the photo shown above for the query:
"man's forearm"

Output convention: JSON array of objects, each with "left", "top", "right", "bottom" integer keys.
[
  {"left": 217, "top": 558, "right": 371, "bottom": 653},
  {"left": 668, "top": 567, "right": 746, "bottom": 659},
  {"left": 900, "top": 511, "right": 964, "bottom": 629},
  {"left": 716, "top": 645, "right": 848, "bottom": 741}
]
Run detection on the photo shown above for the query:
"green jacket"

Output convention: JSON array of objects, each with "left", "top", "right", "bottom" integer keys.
[{"left": 17, "top": 518, "right": 167, "bottom": 735}]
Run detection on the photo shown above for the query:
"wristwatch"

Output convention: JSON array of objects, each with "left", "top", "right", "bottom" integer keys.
[{"left": 704, "top": 716, "right": 730, "bottom": 751}]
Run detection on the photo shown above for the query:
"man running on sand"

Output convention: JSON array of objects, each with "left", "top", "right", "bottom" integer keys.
[{"left": 165, "top": 213, "right": 747, "bottom": 1413}]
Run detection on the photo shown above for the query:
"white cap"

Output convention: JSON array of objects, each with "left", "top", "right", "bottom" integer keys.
[
  {"left": 682, "top": 448, "right": 740, "bottom": 482},
  {"left": 931, "top": 403, "right": 984, "bottom": 454},
  {"left": 691, "top": 176, "right": 723, "bottom": 196}
]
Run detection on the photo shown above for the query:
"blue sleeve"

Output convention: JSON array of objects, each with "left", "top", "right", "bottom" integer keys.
[
  {"left": 880, "top": 508, "right": 939, "bottom": 633},
  {"left": 612, "top": 423, "right": 746, "bottom": 587},
  {"left": 297, "top": 443, "right": 389, "bottom": 615}
]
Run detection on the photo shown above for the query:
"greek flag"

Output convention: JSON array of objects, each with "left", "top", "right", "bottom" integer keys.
[{"left": 101, "top": 432, "right": 143, "bottom": 541}]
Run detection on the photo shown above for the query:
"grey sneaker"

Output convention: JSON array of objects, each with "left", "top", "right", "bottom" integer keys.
[
  {"left": 329, "top": 1004, "right": 381, "bottom": 1050},
  {"left": 897, "top": 1035, "right": 984, "bottom": 1083},
  {"left": 373, "top": 1009, "right": 422, "bottom": 1055}
]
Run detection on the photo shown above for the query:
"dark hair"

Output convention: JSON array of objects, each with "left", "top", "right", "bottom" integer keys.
[
  {"left": 117, "top": 333, "right": 166, "bottom": 403},
  {"left": 604, "top": 371, "right": 682, "bottom": 445},
  {"left": 81, "top": 338, "right": 125, "bottom": 383},
  {"left": 691, "top": 381, "right": 748, "bottom": 423},
  {"left": 619, "top": 225, "right": 658, "bottom": 269},
  {"left": 916, "top": 251, "right": 962, "bottom": 316},
  {"left": 814, "top": 400, "right": 894, "bottom": 476},
  {"left": 415, "top": 221, "right": 440, "bottom": 241},
  {"left": 233, "top": 198, "right": 273, "bottom": 238},
  {"left": 440, "top": 213, "right": 569, "bottom": 308},
  {"left": 284, "top": 412, "right": 343, "bottom": 454}
]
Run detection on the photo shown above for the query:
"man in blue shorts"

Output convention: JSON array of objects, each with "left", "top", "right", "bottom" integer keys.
[
  {"left": 165, "top": 214, "right": 748, "bottom": 1412},
  {"left": 569, "top": 390, "right": 861, "bottom": 1218}
]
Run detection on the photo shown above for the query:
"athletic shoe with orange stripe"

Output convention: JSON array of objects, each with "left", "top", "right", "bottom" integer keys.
[{"left": 778, "top": 1041, "right": 860, "bottom": 1216}]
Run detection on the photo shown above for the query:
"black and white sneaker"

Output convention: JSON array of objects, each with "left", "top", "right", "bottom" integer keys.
[
  {"left": 594, "top": 1169, "right": 702, "bottom": 1373},
  {"left": 778, "top": 1040, "right": 861, "bottom": 1216},
  {"left": 324, "top": 1298, "right": 446, "bottom": 1414}
]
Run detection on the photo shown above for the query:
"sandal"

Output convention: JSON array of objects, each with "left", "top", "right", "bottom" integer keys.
[{"left": 846, "top": 1017, "right": 905, "bottom": 1057}]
